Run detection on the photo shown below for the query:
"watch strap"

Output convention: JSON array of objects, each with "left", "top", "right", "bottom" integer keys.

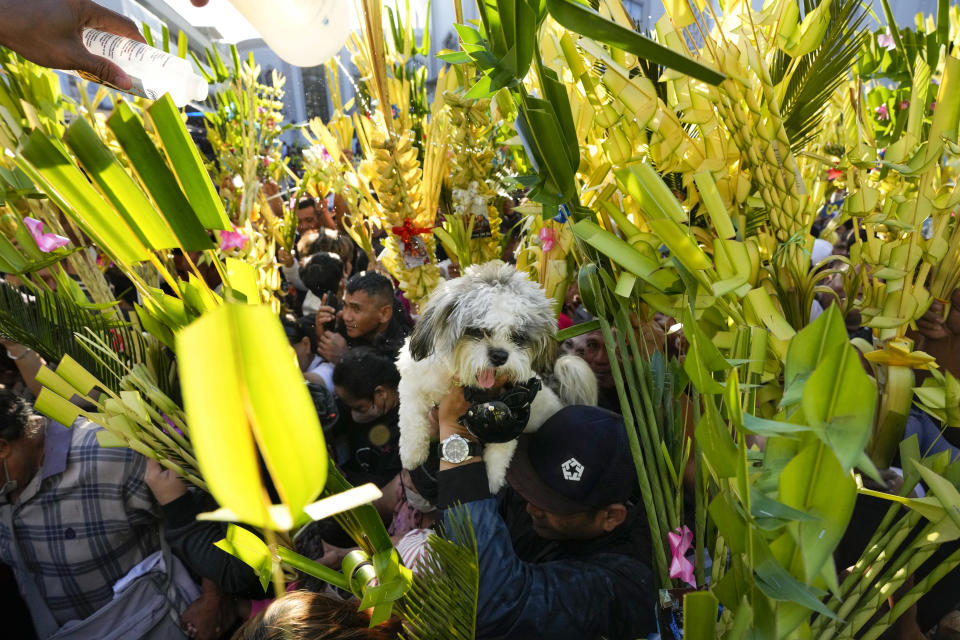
[{"left": 465, "top": 440, "right": 484, "bottom": 457}]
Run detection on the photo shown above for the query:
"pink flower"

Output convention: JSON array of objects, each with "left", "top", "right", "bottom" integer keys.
[
  {"left": 539, "top": 227, "right": 557, "bottom": 252},
  {"left": 931, "top": 101, "right": 937, "bottom": 111},
  {"left": 877, "top": 32, "right": 895, "bottom": 50},
  {"left": 24, "top": 217, "right": 69, "bottom": 252},
  {"left": 898, "top": 100, "right": 909, "bottom": 110},
  {"left": 827, "top": 168, "right": 843, "bottom": 181},
  {"left": 875, "top": 104, "right": 889, "bottom": 121},
  {"left": 219, "top": 227, "right": 248, "bottom": 252},
  {"left": 668, "top": 525, "right": 696, "bottom": 588}
]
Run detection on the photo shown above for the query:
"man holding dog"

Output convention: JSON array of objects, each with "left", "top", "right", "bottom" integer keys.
[{"left": 435, "top": 392, "right": 656, "bottom": 640}]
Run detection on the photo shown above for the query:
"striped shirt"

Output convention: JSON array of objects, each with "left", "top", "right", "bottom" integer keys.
[{"left": 0, "top": 419, "right": 161, "bottom": 628}]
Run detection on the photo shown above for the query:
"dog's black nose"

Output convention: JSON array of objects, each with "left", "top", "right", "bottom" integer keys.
[{"left": 488, "top": 348, "right": 509, "bottom": 366}]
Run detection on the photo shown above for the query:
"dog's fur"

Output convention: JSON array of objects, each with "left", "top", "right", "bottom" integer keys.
[{"left": 397, "top": 261, "right": 597, "bottom": 491}]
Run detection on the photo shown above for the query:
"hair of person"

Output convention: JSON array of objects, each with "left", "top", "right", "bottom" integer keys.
[
  {"left": 301, "top": 252, "right": 345, "bottom": 298},
  {"left": 230, "top": 590, "right": 400, "bottom": 640},
  {"left": 344, "top": 271, "right": 394, "bottom": 307},
  {"left": 336, "top": 235, "right": 356, "bottom": 263},
  {"left": 0, "top": 388, "right": 35, "bottom": 441},
  {"left": 297, "top": 196, "right": 318, "bottom": 211},
  {"left": 281, "top": 313, "right": 317, "bottom": 353},
  {"left": 307, "top": 229, "right": 343, "bottom": 256},
  {"left": 332, "top": 346, "right": 400, "bottom": 400}
]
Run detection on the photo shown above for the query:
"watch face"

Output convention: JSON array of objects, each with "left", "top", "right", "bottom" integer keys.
[{"left": 442, "top": 436, "right": 470, "bottom": 463}]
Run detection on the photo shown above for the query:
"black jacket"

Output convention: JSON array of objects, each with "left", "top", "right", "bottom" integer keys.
[{"left": 439, "top": 464, "right": 657, "bottom": 640}]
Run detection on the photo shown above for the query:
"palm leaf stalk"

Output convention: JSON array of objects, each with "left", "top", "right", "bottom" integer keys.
[
  {"left": 583, "top": 264, "right": 672, "bottom": 585},
  {"left": 611, "top": 300, "right": 680, "bottom": 530},
  {"left": 857, "top": 546, "right": 960, "bottom": 640},
  {"left": 814, "top": 519, "right": 939, "bottom": 640}
]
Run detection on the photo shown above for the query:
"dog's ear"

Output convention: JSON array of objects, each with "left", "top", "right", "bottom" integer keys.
[
  {"left": 532, "top": 332, "right": 558, "bottom": 375},
  {"left": 409, "top": 291, "right": 454, "bottom": 361}
]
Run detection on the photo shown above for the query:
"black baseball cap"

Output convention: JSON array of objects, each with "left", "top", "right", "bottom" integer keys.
[{"left": 505, "top": 406, "right": 637, "bottom": 515}]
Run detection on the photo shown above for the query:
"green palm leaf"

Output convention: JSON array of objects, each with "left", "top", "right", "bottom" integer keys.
[
  {"left": 773, "top": 0, "right": 870, "bottom": 153},
  {"left": 397, "top": 507, "right": 478, "bottom": 640},
  {"left": 0, "top": 281, "right": 162, "bottom": 393}
]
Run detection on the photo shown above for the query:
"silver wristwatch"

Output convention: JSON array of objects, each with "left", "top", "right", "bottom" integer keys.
[{"left": 439, "top": 434, "right": 483, "bottom": 464}]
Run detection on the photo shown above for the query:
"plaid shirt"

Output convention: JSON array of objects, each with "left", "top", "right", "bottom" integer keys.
[{"left": 0, "top": 419, "right": 161, "bottom": 628}]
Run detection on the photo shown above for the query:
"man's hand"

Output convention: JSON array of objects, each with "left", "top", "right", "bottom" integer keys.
[
  {"left": 144, "top": 458, "right": 187, "bottom": 506},
  {"left": 437, "top": 386, "right": 472, "bottom": 439},
  {"left": 313, "top": 294, "right": 335, "bottom": 336},
  {"left": 318, "top": 541, "right": 352, "bottom": 570},
  {"left": 181, "top": 579, "right": 237, "bottom": 640},
  {"left": 916, "top": 300, "right": 951, "bottom": 342},
  {"left": 277, "top": 248, "right": 295, "bottom": 268},
  {"left": 317, "top": 329, "right": 347, "bottom": 365},
  {"left": 437, "top": 387, "right": 479, "bottom": 471},
  {"left": 262, "top": 180, "right": 283, "bottom": 218},
  {"left": 947, "top": 288, "right": 960, "bottom": 336},
  {"left": 0, "top": 0, "right": 146, "bottom": 90}
]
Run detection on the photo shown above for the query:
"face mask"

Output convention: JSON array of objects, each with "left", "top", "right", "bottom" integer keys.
[
  {"left": 403, "top": 480, "right": 436, "bottom": 513},
  {"left": 0, "top": 459, "right": 18, "bottom": 499},
  {"left": 351, "top": 398, "right": 382, "bottom": 424},
  {"left": 351, "top": 391, "right": 393, "bottom": 424}
]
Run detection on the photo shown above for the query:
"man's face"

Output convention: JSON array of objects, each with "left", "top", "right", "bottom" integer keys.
[
  {"left": 576, "top": 330, "right": 612, "bottom": 390},
  {"left": 0, "top": 420, "right": 45, "bottom": 500},
  {"left": 335, "top": 384, "right": 395, "bottom": 424},
  {"left": 297, "top": 205, "right": 320, "bottom": 234},
  {"left": 341, "top": 290, "right": 391, "bottom": 339},
  {"left": 524, "top": 501, "right": 609, "bottom": 541}
]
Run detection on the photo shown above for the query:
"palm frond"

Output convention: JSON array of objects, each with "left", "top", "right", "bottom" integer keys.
[
  {"left": 0, "top": 281, "right": 171, "bottom": 394},
  {"left": 397, "top": 507, "right": 478, "bottom": 640},
  {"left": 773, "top": 0, "right": 871, "bottom": 153}
]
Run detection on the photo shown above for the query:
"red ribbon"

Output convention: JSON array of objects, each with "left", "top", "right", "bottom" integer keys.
[{"left": 391, "top": 219, "right": 433, "bottom": 245}]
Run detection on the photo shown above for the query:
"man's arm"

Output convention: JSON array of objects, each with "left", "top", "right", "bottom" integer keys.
[
  {"left": 1, "top": 340, "right": 43, "bottom": 399},
  {"left": 145, "top": 460, "right": 269, "bottom": 598}
]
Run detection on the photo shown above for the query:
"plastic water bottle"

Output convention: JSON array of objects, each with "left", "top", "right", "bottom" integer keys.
[
  {"left": 80, "top": 29, "right": 209, "bottom": 106},
  {"left": 226, "top": 0, "right": 352, "bottom": 67}
]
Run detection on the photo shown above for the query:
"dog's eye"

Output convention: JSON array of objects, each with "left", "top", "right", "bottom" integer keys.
[
  {"left": 511, "top": 331, "right": 529, "bottom": 346},
  {"left": 464, "top": 327, "right": 485, "bottom": 340}
]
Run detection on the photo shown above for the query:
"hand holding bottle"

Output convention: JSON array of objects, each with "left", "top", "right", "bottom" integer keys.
[{"left": 0, "top": 0, "right": 144, "bottom": 90}]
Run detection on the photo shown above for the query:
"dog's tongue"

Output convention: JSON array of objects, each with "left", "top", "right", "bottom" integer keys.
[{"left": 478, "top": 368, "right": 497, "bottom": 389}]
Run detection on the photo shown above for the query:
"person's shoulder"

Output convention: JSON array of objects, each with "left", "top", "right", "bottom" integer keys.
[{"left": 68, "top": 419, "right": 143, "bottom": 467}]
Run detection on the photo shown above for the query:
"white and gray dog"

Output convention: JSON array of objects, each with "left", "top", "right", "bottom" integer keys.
[{"left": 397, "top": 260, "right": 597, "bottom": 491}]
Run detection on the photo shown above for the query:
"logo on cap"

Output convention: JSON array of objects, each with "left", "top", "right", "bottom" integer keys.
[{"left": 561, "top": 457, "right": 584, "bottom": 482}]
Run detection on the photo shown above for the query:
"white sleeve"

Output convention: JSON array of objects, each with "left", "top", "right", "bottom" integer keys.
[{"left": 282, "top": 261, "right": 306, "bottom": 291}]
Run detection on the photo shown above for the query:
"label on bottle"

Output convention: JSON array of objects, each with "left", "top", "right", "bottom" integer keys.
[
  {"left": 74, "top": 69, "right": 159, "bottom": 100},
  {"left": 82, "top": 29, "right": 183, "bottom": 72}
]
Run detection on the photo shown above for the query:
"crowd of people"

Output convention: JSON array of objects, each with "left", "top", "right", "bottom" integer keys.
[
  {"left": 4, "top": 194, "right": 960, "bottom": 639},
  {"left": 0, "top": 183, "right": 667, "bottom": 639}
]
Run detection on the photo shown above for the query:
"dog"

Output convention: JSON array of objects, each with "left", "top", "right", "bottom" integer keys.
[{"left": 397, "top": 261, "right": 597, "bottom": 491}]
